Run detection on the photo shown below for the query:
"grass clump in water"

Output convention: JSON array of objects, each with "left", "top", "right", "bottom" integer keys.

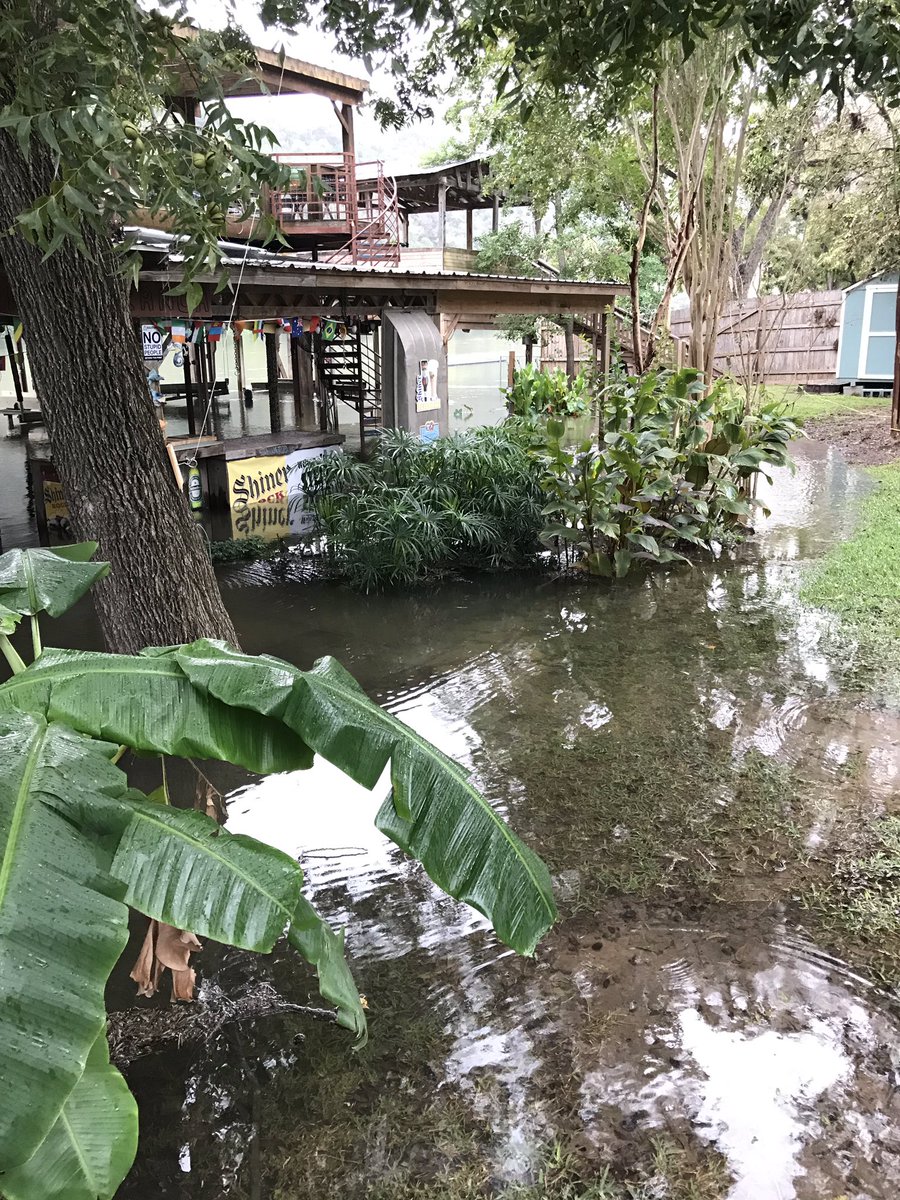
[{"left": 801, "top": 463, "right": 900, "bottom": 662}]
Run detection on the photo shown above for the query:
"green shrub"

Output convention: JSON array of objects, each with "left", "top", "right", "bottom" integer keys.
[
  {"left": 301, "top": 426, "right": 545, "bottom": 590},
  {"left": 505, "top": 363, "right": 593, "bottom": 420},
  {"left": 537, "top": 367, "right": 801, "bottom": 577}
]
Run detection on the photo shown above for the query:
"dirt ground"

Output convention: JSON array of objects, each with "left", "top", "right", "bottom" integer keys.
[{"left": 805, "top": 405, "right": 900, "bottom": 466}]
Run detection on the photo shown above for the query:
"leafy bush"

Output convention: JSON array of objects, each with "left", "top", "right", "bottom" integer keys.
[
  {"left": 537, "top": 367, "right": 801, "bottom": 577},
  {"left": 505, "top": 362, "right": 593, "bottom": 420},
  {"left": 0, "top": 545, "right": 556, "bottom": 1200},
  {"left": 301, "top": 426, "right": 545, "bottom": 590}
]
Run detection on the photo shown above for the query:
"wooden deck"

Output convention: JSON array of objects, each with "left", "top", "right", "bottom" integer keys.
[{"left": 186, "top": 430, "right": 343, "bottom": 461}]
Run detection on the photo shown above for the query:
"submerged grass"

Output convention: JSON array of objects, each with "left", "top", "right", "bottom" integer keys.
[{"left": 801, "top": 463, "right": 900, "bottom": 666}]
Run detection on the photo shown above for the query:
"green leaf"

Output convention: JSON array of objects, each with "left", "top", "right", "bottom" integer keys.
[
  {"left": 110, "top": 798, "right": 302, "bottom": 952},
  {"left": 47, "top": 542, "right": 100, "bottom": 563},
  {"left": 0, "top": 713, "right": 130, "bottom": 1170},
  {"left": 614, "top": 549, "right": 633, "bottom": 578},
  {"left": 173, "top": 641, "right": 557, "bottom": 955},
  {"left": 1, "top": 1031, "right": 137, "bottom": 1200},
  {"left": 288, "top": 894, "right": 367, "bottom": 1043},
  {"left": 0, "top": 547, "right": 109, "bottom": 617},
  {"left": 0, "top": 602, "right": 23, "bottom": 635},
  {"left": 0, "top": 648, "right": 312, "bottom": 776}
]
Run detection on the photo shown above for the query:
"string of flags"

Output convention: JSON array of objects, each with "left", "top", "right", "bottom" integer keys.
[{"left": 147, "top": 316, "right": 368, "bottom": 343}]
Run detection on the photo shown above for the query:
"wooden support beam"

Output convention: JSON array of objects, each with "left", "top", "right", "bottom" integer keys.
[
  {"left": 437, "top": 178, "right": 448, "bottom": 252},
  {"left": 598, "top": 308, "right": 611, "bottom": 381},
  {"left": 466, "top": 208, "right": 473, "bottom": 252},
  {"left": 266, "top": 330, "right": 282, "bottom": 434},
  {"left": 182, "top": 345, "right": 196, "bottom": 437},
  {"left": 492, "top": 194, "right": 500, "bottom": 233},
  {"left": 4, "top": 330, "right": 25, "bottom": 409},
  {"left": 337, "top": 102, "right": 356, "bottom": 156},
  {"left": 290, "top": 332, "right": 304, "bottom": 427},
  {"left": 440, "top": 314, "right": 460, "bottom": 347},
  {"left": 233, "top": 328, "right": 249, "bottom": 435}
]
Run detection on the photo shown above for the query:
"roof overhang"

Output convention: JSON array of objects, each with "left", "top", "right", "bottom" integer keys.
[
  {"left": 171, "top": 27, "right": 368, "bottom": 106},
  {"left": 135, "top": 261, "right": 626, "bottom": 320}
]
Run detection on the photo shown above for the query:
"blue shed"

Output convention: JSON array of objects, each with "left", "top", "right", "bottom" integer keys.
[{"left": 836, "top": 272, "right": 898, "bottom": 387}]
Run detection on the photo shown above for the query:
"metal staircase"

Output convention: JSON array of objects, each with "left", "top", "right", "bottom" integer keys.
[
  {"left": 325, "top": 162, "right": 400, "bottom": 268},
  {"left": 315, "top": 328, "right": 382, "bottom": 446}
]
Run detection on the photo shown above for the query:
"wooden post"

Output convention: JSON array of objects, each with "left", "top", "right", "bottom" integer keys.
[
  {"left": 598, "top": 309, "right": 611, "bottom": 381},
  {"left": 525, "top": 335, "right": 534, "bottom": 365},
  {"left": 892, "top": 283, "right": 900, "bottom": 434},
  {"left": 4, "top": 330, "right": 25, "bottom": 409},
  {"left": 492, "top": 194, "right": 500, "bottom": 233},
  {"left": 207, "top": 336, "right": 223, "bottom": 439},
  {"left": 266, "top": 330, "right": 282, "bottom": 434},
  {"left": 437, "top": 178, "right": 448, "bottom": 253},
  {"left": 339, "top": 102, "right": 355, "bottom": 157},
  {"left": 289, "top": 332, "right": 303, "bottom": 428},
  {"left": 182, "top": 344, "right": 196, "bottom": 437},
  {"left": 466, "top": 208, "right": 473, "bottom": 252},
  {"left": 507, "top": 350, "right": 516, "bottom": 390},
  {"left": 233, "top": 328, "right": 249, "bottom": 435}
]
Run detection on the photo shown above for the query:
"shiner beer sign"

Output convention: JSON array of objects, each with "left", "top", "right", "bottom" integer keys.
[{"left": 226, "top": 455, "right": 290, "bottom": 540}]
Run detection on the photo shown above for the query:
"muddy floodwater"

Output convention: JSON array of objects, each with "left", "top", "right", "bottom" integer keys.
[{"left": 4, "top": 433, "right": 900, "bottom": 1198}]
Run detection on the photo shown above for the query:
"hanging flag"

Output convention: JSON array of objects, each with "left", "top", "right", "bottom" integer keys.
[
  {"left": 12, "top": 323, "right": 23, "bottom": 343},
  {"left": 171, "top": 325, "right": 186, "bottom": 345},
  {"left": 338, "top": 323, "right": 347, "bottom": 339},
  {"left": 234, "top": 319, "right": 246, "bottom": 335},
  {"left": 308, "top": 316, "right": 320, "bottom": 334},
  {"left": 322, "top": 318, "right": 337, "bottom": 342},
  {"left": 262, "top": 319, "right": 281, "bottom": 337},
  {"left": 191, "top": 324, "right": 203, "bottom": 344},
  {"left": 290, "top": 317, "right": 303, "bottom": 338},
  {"left": 208, "top": 325, "right": 224, "bottom": 342}
]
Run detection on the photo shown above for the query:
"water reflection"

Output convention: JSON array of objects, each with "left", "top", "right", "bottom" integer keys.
[{"left": 87, "top": 441, "right": 900, "bottom": 1197}]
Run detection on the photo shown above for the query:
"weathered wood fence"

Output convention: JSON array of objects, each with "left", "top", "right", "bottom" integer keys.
[
  {"left": 668, "top": 291, "right": 842, "bottom": 386},
  {"left": 540, "top": 292, "right": 842, "bottom": 386}
]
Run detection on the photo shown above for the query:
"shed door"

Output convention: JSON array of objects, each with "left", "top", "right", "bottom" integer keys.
[{"left": 860, "top": 286, "right": 897, "bottom": 379}]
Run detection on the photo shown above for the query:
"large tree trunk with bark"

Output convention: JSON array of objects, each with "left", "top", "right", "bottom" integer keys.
[{"left": 0, "top": 132, "right": 239, "bottom": 653}]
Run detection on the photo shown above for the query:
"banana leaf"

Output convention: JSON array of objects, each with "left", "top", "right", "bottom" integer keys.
[
  {"left": 1, "top": 1031, "right": 138, "bottom": 1200},
  {"left": 0, "top": 713, "right": 130, "bottom": 1171},
  {"left": 173, "top": 640, "right": 557, "bottom": 955},
  {"left": 0, "top": 545, "right": 109, "bottom": 617},
  {"left": 289, "top": 894, "right": 367, "bottom": 1043},
  {"left": 110, "top": 798, "right": 303, "bottom": 952},
  {"left": 109, "top": 798, "right": 367, "bottom": 1038},
  {"left": 0, "top": 647, "right": 312, "bottom": 776}
]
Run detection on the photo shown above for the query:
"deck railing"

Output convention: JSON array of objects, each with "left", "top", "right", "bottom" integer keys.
[{"left": 267, "top": 153, "right": 357, "bottom": 227}]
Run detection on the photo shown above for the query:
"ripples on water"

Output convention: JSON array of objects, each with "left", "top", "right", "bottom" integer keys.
[{"left": 3, "top": 427, "right": 899, "bottom": 1198}]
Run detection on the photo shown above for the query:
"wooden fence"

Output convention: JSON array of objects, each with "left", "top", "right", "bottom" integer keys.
[
  {"left": 541, "top": 292, "right": 842, "bottom": 386},
  {"left": 669, "top": 291, "right": 843, "bottom": 386}
]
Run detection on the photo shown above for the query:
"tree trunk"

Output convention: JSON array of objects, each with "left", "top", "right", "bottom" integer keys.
[{"left": 0, "top": 132, "right": 239, "bottom": 653}]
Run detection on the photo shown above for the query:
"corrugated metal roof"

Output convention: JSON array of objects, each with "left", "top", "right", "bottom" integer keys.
[{"left": 127, "top": 227, "right": 623, "bottom": 289}]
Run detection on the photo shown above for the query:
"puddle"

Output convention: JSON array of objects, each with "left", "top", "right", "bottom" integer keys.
[{"left": 15, "top": 438, "right": 900, "bottom": 1198}]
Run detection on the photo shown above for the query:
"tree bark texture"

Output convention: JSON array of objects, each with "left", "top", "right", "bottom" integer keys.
[{"left": 0, "top": 133, "right": 239, "bottom": 653}]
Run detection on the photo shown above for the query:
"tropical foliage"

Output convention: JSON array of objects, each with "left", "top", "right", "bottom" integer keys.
[
  {"left": 301, "top": 427, "right": 544, "bottom": 590},
  {"left": 537, "top": 368, "right": 801, "bottom": 577},
  {"left": 506, "top": 364, "right": 593, "bottom": 420},
  {"left": 0, "top": 545, "right": 556, "bottom": 1200}
]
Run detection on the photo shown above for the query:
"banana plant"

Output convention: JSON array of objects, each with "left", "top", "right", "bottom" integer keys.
[{"left": 0, "top": 545, "right": 557, "bottom": 1200}]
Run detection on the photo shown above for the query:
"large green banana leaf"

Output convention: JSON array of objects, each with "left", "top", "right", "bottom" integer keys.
[
  {"left": 1, "top": 1031, "right": 138, "bottom": 1200},
  {"left": 109, "top": 797, "right": 367, "bottom": 1038},
  {"left": 110, "top": 798, "right": 303, "bottom": 952},
  {"left": 0, "top": 545, "right": 109, "bottom": 617},
  {"left": 0, "top": 647, "right": 312, "bottom": 775},
  {"left": 289, "top": 894, "right": 368, "bottom": 1043},
  {"left": 0, "top": 713, "right": 130, "bottom": 1171},
  {"left": 173, "top": 640, "right": 557, "bottom": 955}
]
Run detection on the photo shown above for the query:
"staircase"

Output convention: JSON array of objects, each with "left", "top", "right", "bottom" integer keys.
[
  {"left": 316, "top": 329, "right": 382, "bottom": 446},
  {"left": 325, "top": 162, "right": 400, "bottom": 268}
]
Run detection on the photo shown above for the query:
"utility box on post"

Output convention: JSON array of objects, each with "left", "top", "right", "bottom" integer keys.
[{"left": 380, "top": 310, "right": 448, "bottom": 442}]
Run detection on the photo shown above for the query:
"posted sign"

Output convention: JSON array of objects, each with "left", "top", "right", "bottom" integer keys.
[{"left": 141, "top": 325, "right": 164, "bottom": 361}]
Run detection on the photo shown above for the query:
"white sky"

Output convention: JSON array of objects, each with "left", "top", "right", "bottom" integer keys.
[{"left": 185, "top": 0, "right": 452, "bottom": 171}]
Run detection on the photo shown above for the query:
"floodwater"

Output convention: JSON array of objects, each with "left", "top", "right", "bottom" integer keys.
[{"left": 4, "top": 429, "right": 900, "bottom": 1198}]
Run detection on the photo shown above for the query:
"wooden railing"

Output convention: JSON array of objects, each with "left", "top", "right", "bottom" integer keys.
[{"left": 268, "top": 153, "right": 356, "bottom": 228}]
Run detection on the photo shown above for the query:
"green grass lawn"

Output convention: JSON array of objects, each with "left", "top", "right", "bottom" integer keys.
[
  {"left": 772, "top": 386, "right": 892, "bottom": 423},
  {"left": 801, "top": 462, "right": 900, "bottom": 649}
]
